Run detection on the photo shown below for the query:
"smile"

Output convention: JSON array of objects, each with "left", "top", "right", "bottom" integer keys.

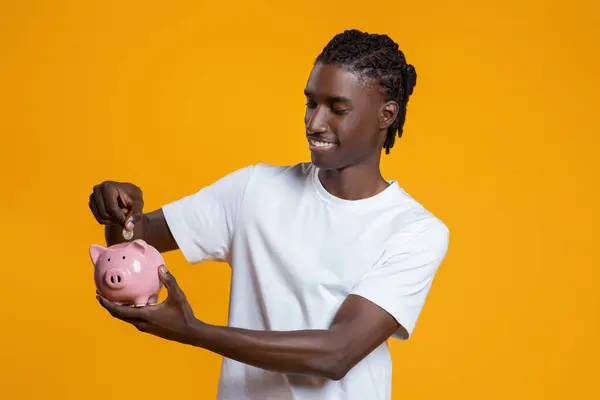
[{"left": 308, "top": 138, "right": 338, "bottom": 151}]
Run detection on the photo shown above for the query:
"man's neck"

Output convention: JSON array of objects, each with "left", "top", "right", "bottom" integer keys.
[{"left": 317, "top": 163, "right": 390, "bottom": 201}]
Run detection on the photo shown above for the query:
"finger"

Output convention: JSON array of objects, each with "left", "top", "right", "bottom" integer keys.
[
  {"left": 158, "top": 265, "right": 175, "bottom": 290},
  {"left": 102, "top": 185, "right": 126, "bottom": 225},
  {"left": 118, "top": 190, "right": 143, "bottom": 230},
  {"left": 97, "top": 295, "right": 146, "bottom": 321},
  {"left": 89, "top": 196, "right": 111, "bottom": 225},
  {"left": 116, "top": 195, "right": 135, "bottom": 230},
  {"left": 158, "top": 266, "right": 186, "bottom": 302},
  {"left": 93, "top": 185, "right": 112, "bottom": 222},
  {"left": 123, "top": 209, "right": 142, "bottom": 231}
]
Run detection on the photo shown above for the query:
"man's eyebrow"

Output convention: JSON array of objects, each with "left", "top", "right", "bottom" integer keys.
[{"left": 304, "top": 89, "right": 352, "bottom": 103}]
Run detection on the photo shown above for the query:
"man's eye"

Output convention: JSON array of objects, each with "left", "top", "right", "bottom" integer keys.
[
  {"left": 306, "top": 100, "right": 317, "bottom": 109},
  {"left": 331, "top": 106, "right": 349, "bottom": 114}
]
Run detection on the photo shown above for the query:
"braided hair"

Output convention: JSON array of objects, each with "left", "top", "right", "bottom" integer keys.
[{"left": 315, "top": 30, "right": 417, "bottom": 154}]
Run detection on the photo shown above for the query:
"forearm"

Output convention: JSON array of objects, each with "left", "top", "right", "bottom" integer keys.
[
  {"left": 182, "top": 321, "right": 347, "bottom": 380},
  {"left": 105, "top": 209, "right": 179, "bottom": 253}
]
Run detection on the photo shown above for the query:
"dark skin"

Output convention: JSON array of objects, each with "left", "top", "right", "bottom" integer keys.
[
  {"left": 304, "top": 63, "right": 399, "bottom": 200},
  {"left": 90, "top": 63, "right": 407, "bottom": 381}
]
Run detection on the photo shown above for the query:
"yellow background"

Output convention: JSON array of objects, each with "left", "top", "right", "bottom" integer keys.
[{"left": 1, "top": 0, "right": 598, "bottom": 399}]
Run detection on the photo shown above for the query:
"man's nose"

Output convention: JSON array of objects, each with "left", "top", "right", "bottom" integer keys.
[{"left": 306, "top": 106, "right": 328, "bottom": 134}]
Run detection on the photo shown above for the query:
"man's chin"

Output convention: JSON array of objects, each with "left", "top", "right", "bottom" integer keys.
[{"left": 310, "top": 153, "right": 337, "bottom": 170}]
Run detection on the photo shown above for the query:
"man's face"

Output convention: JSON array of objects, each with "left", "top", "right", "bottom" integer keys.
[{"left": 303, "top": 63, "right": 389, "bottom": 170}]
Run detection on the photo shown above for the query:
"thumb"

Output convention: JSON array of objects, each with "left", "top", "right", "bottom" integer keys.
[
  {"left": 124, "top": 209, "right": 143, "bottom": 231},
  {"left": 159, "top": 265, "right": 180, "bottom": 295},
  {"left": 159, "top": 266, "right": 187, "bottom": 304},
  {"left": 117, "top": 190, "right": 143, "bottom": 230},
  {"left": 158, "top": 265, "right": 171, "bottom": 284}
]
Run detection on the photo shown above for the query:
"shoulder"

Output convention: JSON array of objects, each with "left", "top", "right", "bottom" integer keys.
[
  {"left": 250, "top": 161, "right": 313, "bottom": 178},
  {"left": 384, "top": 188, "right": 450, "bottom": 258},
  {"left": 242, "top": 161, "right": 314, "bottom": 186},
  {"left": 206, "top": 162, "right": 311, "bottom": 188}
]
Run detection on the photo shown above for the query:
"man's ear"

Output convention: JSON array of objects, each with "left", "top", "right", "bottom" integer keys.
[{"left": 380, "top": 101, "right": 399, "bottom": 130}]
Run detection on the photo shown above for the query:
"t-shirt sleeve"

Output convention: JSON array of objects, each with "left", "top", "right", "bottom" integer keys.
[
  {"left": 350, "top": 219, "right": 450, "bottom": 340},
  {"left": 161, "top": 165, "right": 256, "bottom": 264}
]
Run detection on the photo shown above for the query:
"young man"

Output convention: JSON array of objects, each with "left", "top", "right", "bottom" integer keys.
[{"left": 90, "top": 29, "right": 449, "bottom": 400}]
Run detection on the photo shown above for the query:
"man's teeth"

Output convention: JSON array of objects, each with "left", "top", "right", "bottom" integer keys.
[{"left": 311, "top": 140, "right": 336, "bottom": 148}]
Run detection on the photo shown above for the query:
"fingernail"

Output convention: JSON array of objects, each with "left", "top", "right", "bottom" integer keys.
[{"left": 159, "top": 265, "right": 167, "bottom": 274}]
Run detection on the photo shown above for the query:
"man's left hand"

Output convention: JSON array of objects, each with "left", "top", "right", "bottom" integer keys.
[{"left": 97, "top": 265, "right": 199, "bottom": 343}]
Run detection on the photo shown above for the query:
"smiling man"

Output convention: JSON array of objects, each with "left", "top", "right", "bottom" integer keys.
[{"left": 90, "top": 29, "right": 450, "bottom": 400}]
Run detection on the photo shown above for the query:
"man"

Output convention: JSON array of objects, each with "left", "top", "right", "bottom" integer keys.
[{"left": 89, "top": 29, "right": 449, "bottom": 400}]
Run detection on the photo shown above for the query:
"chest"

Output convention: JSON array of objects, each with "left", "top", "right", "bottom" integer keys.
[{"left": 238, "top": 190, "right": 390, "bottom": 293}]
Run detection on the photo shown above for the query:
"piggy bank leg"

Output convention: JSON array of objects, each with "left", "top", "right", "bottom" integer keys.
[
  {"left": 133, "top": 294, "right": 159, "bottom": 307},
  {"left": 133, "top": 297, "right": 149, "bottom": 307},
  {"left": 147, "top": 294, "right": 159, "bottom": 306}
]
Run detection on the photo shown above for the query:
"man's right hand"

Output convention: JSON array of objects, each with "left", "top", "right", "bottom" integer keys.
[{"left": 89, "top": 181, "right": 144, "bottom": 230}]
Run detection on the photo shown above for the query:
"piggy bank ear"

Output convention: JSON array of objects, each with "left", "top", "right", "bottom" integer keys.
[
  {"left": 131, "top": 239, "right": 147, "bottom": 255},
  {"left": 89, "top": 244, "right": 106, "bottom": 265}
]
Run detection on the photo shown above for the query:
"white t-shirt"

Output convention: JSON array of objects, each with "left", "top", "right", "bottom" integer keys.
[{"left": 162, "top": 162, "right": 449, "bottom": 400}]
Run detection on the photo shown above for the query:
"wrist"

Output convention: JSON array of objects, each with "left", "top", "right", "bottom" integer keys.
[
  {"left": 141, "top": 213, "right": 151, "bottom": 242},
  {"left": 181, "top": 318, "right": 211, "bottom": 347}
]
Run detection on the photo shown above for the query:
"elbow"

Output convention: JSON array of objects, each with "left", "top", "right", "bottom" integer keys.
[
  {"left": 324, "top": 365, "right": 349, "bottom": 381},
  {"left": 305, "top": 334, "right": 358, "bottom": 381},
  {"left": 316, "top": 352, "right": 352, "bottom": 381}
]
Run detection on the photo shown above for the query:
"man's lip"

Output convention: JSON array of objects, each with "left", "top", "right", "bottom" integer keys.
[
  {"left": 308, "top": 137, "right": 338, "bottom": 152},
  {"left": 307, "top": 136, "right": 338, "bottom": 144}
]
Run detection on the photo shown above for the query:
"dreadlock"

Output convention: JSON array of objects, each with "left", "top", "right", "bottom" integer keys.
[{"left": 315, "top": 29, "right": 417, "bottom": 154}]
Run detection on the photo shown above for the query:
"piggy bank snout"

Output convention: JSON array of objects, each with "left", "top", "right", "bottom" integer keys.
[{"left": 104, "top": 268, "right": 128, "bottom": 289}]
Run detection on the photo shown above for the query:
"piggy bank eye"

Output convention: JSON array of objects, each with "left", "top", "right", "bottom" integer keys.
[
  {"left": 122, "top": 256, "right": 126, "bottom": 259},
  {"left": 108, "top": 258, "right": 111, "bottom": 262}
]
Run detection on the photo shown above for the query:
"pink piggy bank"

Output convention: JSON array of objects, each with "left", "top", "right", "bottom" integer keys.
[{"left": 90, "top": 239, "right": 164, "bottom": 307}]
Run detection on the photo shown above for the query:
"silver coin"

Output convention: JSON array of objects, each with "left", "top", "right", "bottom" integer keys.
[{"left": 122, "top": 228, "right": 134, "bottom": 240}]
